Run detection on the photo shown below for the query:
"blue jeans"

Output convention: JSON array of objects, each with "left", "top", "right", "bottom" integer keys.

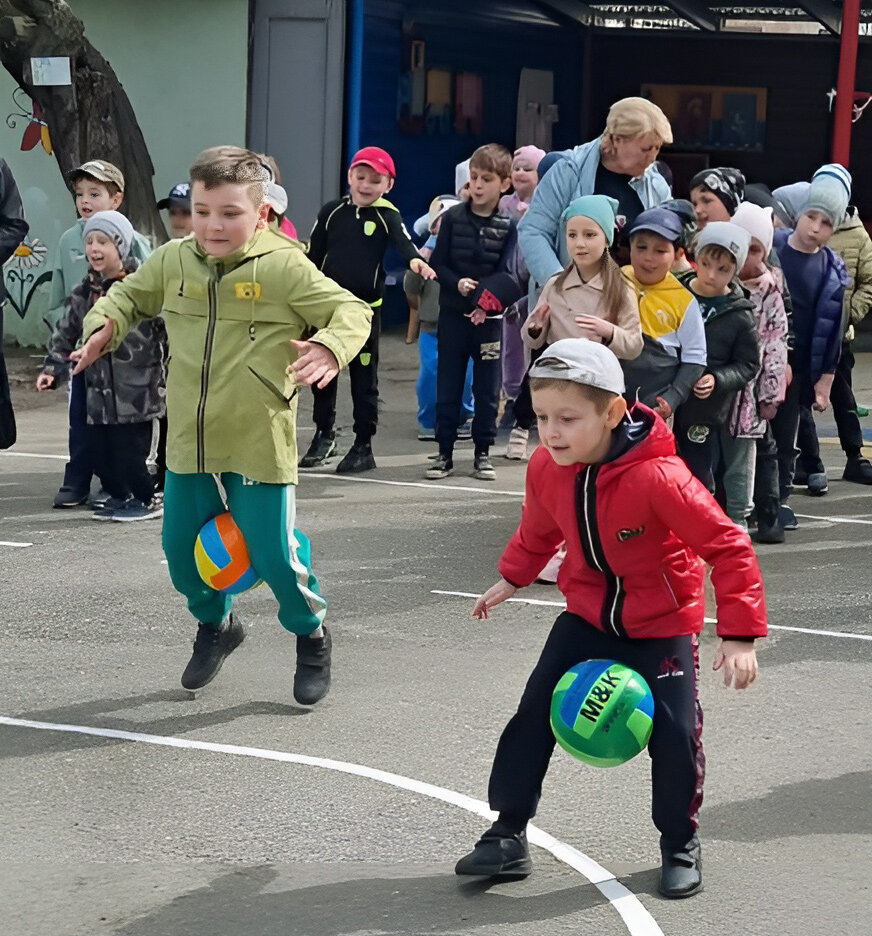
[{"left": 417, "top": 330, "right": 473, "bottom": 430}]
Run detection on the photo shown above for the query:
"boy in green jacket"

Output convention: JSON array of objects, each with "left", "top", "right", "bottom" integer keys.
[{"left": 72, "top": 146, "right": 372, "bottom": 705}]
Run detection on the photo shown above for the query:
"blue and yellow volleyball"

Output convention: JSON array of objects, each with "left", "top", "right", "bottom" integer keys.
[
  {"left": 550, "top": 659, "right": 654, "bottom": 768},
  {"left": 194, "top": 512, "right": 262, "bottom": 595}
]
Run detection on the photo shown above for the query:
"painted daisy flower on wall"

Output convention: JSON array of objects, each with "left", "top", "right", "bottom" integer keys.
[
  {"left": 11, "top": 236, "right": 48, "bottom": 269},
  {"left": 4, "top": 235, "right": 52, "bottom": 319}
]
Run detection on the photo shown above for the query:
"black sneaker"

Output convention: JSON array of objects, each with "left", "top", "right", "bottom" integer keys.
[
  {"left": 111, "top": 497, "right": 164, "bottom": 522},
  {"left": 455, "top": 829, "right": 532, "bottom": 878},
  {"left": 753, "top": 515, "right": 785, "bottom": 544},
  {"left": 843, "top": 456, "right": 872, "bottom": 485},
  {"left": 659, "top": 840, "right": 703, "bottom": 899},
  {"left": 299, "top": 430, "right": 336, "bottom": 468},
  {"left": 53, "top": 487, "right": 89, "bottom": 509},
  {"left": 88, "top": 488, "right": 112, "bottom": 509},
  {"left": 181, "top": 614, "right": 245, "bottom": 690},
  {"left": 294, "top": 625, "right": 332, "bottom": 705},
  {"left": 778, "top": 503, "right": 799, "bottom": 531},
  {"left": 473, "top": 452, "right": 496, "bottom": 481},
  {"left": 91, "top": 496, "right": 133, "bottom": 521},
  {"left": 425, "top": 454, "right": 454, "bottom": 480},
  {"left": 807, "top": 472, "right": 828, "bottom": 496},
  {"left": 456, "top": 418, "right": 473, "bottom": 440},
  {"left": 336, "top": 440, "right": 376, "bottom": 474}
]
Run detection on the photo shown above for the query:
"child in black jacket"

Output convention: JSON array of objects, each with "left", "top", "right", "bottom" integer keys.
[{"left": 426, "top": 144, "right": 521, "bottom": 482}]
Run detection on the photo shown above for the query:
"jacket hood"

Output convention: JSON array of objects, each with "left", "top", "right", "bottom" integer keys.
[
  {"left": 838, "top": 208, "right": 863, "bottom": 232},
  {"left": 611, "top": 403, "right": 676, "bottom": 468}
]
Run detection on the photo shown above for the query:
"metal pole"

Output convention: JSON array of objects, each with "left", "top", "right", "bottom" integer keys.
[{"left": 832, "top": 0, "right": 861, "bottom": 166}]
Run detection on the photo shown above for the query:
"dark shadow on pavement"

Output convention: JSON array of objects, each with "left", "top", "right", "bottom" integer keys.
[
  {"left": 0, "top": 690, "right": 309, "bottom": 760},
  {"left": 115, "top": 864, "right": 605, "bottom": 936}
]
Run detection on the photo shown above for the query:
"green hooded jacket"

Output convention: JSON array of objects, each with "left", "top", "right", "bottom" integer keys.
[{"left": 81, "top": 228, "right": 372, "bottom": 484}]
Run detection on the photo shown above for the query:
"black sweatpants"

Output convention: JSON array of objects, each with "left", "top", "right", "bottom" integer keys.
[
  {"left": 796, "top": 341, "right": 864, "bottom": 472},
  {"left": 62, "top": 372, "right": 95, "bottom": 495},
  {"left": 488, "top": 612, "right": 704, "bottom": 853},
  {"left": 435, "top": 313, "right": 502, "bottom": 454},
  {"left": 753, "top": 424, "right": 780, "bottom": 525},
  {"left": 770, "top": 374, "right": 801, "bottom": 503},
  {"left": 311, "top": 308, "right": 380, "bottom": 441},
  {"left": 86, "top": 421, "right": 155, "bottom": 504}
]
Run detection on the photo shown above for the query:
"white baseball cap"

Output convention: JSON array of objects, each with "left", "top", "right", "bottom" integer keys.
[{"left": 529, "top": 338, "right": 625, "bottom": 395}]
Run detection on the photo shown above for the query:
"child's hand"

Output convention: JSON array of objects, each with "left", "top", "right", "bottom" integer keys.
[
  {"left": 469, "top": 308, "right": 487, "bottom": 326},
  {"left": 288, "top": 339, "right": 340, "bottom": 389},
  {"left": 35, "top": 373, "right": 55, "bottom": 392},
  {"left": 712, "top": 639, "right": 758, "bottom": 689},
  {"left": 693, "top": 374, "right": 716, "bottom": 399},
  {"left": 410, "top": 258, "right": 437, "bottom": 280},
  {"left": 473, "top": 578, "right": 518, "bottom": 620},
  {"left": 458, "top": 277, "right": 478, "bottom": 297},
  {"left": 758, "top": 402, "right": 779, "bottom": 421},
  {"left": 785, "top": 362, "right": 793, "bottom": 386},
  {"left": 654, "top": 395, "right": 672, "bottom": 419},
  {"left": 69, "top": 320, "right": 115, "bottom": 375},
  {"left": 813, "top": 373, "right": 834, "bottom": 412},
  {"left": 526, "top": 301, "right": 550, "bottom": 337},
  {"left": 574, "top": 314, "right": 613, "bottom": 344}
]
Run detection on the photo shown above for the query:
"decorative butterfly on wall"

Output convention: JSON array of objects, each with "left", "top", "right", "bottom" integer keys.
[{"left": 6, "top": 87, "right": 52, "bottom": 154}]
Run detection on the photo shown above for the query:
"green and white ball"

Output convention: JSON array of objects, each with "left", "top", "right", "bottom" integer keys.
[{"left": 550, "top": 659, "right": 654, "bottom": 768}]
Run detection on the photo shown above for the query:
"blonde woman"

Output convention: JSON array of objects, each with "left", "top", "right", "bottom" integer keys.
[{"left": 519, "top": 96, "right": 673, "bottom": 298}]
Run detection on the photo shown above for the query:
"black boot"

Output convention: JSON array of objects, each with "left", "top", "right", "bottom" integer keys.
[
  {"left": 455, "top": 828, "right": 532, "bottom": 878},
  {"left": 181, "top": 613, "right": 245, "bottom": 690},
  {"left": 336, "top": 438, "right": 376, "bottom": 474},
  {"left": 294, "top": 626, "right": 332, "bottom": 705},
  {"left": 299, "top": 430, "right": 336, "bottom": 468},
  {"left": 659, "top": 839, "right": 702, "bottom": 898}
]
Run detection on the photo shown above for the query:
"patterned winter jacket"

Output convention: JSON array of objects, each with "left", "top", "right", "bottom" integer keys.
[
  {"left": 730, "top": 265, "right": 789, "bottom": 439},
  {"left": 43, "top": 261, "right": 166, "bottom": 425}
]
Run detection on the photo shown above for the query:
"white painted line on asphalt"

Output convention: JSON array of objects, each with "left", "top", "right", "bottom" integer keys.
[
  {"left": 0, "top": 540, "right": 32, "bottom": 548},
  {"left": 0, "top": 715, "right": 663, "bottom": 936},
  {"left": 431, "top": 590, "right": 872, "bottom": 642},
  {"left": 793, "top": 512, "right": 872, "bottom": 526},
  {"left": 0, "top": 451, "right": 67, "bottom": 461},
  {"left": 301, "top": 471, "right": 523, "bottom": 497}
]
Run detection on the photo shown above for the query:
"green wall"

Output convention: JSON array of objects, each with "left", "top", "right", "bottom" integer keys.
[{"left": 1, "top": 0, "right": 248, "bottom": 346}]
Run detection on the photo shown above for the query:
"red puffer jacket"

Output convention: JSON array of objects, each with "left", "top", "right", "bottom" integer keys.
[{"left": 499, "top": 405, "right": 767, "bottom": 640}]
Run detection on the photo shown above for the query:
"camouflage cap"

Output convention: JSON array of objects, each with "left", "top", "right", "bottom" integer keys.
[{"left": 69, "top": 159, "right": 125, "bottom": 192}]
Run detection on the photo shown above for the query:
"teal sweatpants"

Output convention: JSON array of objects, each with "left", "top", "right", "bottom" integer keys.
[{"left": 162, "top": 471, "right": 327, "bottom": 635}]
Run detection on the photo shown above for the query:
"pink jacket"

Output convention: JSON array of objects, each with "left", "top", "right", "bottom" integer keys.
[{"left": 730, "top": 265, "right": 789, "bottom": 438}]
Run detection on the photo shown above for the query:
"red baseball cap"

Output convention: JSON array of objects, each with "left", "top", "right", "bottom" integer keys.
[{"left": 349, "top": 146, "right": 396, "bottom": 179}]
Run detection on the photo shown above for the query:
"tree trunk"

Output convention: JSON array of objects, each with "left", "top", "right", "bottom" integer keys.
[{"left": 0, "top": 0, "right": 167, "bottom": 245}]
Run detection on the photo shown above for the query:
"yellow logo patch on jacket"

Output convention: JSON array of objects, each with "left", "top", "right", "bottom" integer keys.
[{"left": 235, "top": 282, "right": 262, "bottom": 300}]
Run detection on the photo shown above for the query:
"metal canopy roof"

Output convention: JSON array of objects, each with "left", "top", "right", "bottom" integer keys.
[{"left": 534, "top": 1, "right": 871, "bottom": 34}]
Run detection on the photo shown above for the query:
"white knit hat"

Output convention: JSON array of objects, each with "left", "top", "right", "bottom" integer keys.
[{"left": 732, "top": 202, "right": 774, "bottom": 257}]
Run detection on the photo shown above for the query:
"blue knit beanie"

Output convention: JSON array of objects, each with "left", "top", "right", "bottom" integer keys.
[
  {"left": 561, "top": 195, "right": 620, "bottom": 246},
  {"left": 805, "top": 163, "right": 852, "bottom": 227}
]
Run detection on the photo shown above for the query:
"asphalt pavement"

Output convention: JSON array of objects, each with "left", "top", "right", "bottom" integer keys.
[{"left": 1, "top": 333, "right": 870, "bottom": 936}]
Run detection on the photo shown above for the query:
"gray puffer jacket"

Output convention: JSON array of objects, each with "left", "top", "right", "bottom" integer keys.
[{"left": 43, "top": 260, "right": 166, "bottom": 425}]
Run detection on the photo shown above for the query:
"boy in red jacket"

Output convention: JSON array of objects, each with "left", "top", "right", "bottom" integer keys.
[{"left": 455, "top": 337, "right": 767, "bottom": 898}]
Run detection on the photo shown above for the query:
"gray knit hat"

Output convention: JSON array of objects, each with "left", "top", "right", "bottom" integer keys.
[
  {"left": 805, "top": 163, "right": 852, "bottom": 227},
  {"left": 83, "top": 210, "right": 134, "bottom": 259}
]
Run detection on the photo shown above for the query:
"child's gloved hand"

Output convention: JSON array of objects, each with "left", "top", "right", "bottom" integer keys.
[
  {"left": 712, "top": 639, "right": 758, "bottom": 690},
  {"left": 288, "top": 339, "right": 340, "bottom": 389},
  {"left": 70, "top": 320, "right": 115, "bottom": 375},
  {"left": 35, "top": 373, "right": 55, "bottom": 392},
  {"left": 473, "top": 578, "right": 517, "bottom": 620}
]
